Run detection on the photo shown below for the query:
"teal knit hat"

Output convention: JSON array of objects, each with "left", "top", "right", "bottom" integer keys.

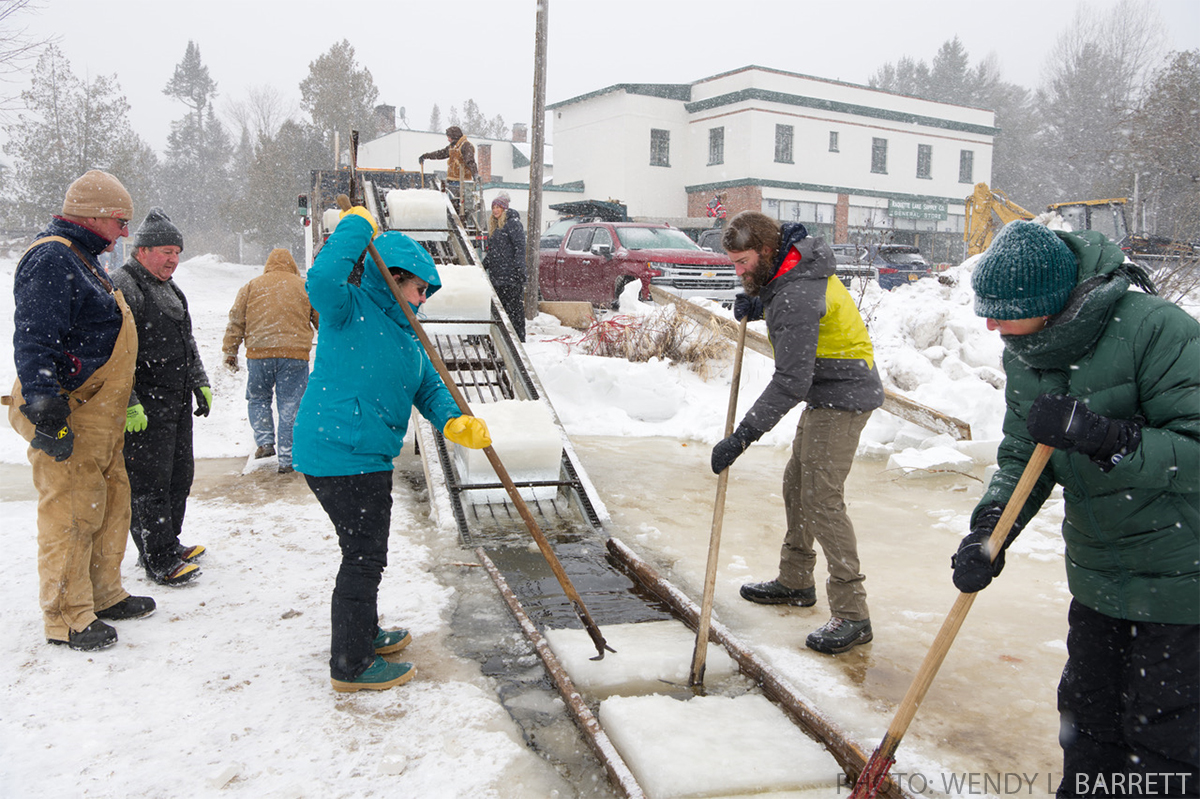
[{"left": 972, "top": 220, "right": 1078, "bottom": 319}]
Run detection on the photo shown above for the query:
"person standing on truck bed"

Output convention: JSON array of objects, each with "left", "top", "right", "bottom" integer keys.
[
  {"left": 419, "top": 125, "right": 479, "bottom": 216},
  {"left": 483, "top": 192, "right": 527, "bottom": 341},
  {"left": 711, "top": 210, "right": 884, "bottom": 655}
]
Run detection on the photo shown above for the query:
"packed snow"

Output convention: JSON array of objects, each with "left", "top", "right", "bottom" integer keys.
[{"left": 1, "top": 246, "right": 1195, "bottom": 798}]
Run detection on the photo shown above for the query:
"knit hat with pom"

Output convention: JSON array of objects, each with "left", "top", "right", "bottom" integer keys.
[
  {"left": 132, "top": 207, "right": 184, "bottom": 251},
  {"left": 972, "top": 220, "right": 1078, "bottom": 320},
  {"left": 491, "top": 192, "right": 510, "bottom": 210},
  {"left": 61, "top": 170, "right": 133, "bottom": 219}
]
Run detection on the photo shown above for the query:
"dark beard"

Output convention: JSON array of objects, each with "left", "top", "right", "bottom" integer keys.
[{"left": 739, "top": 250, "right": 776, "bottom": 297}]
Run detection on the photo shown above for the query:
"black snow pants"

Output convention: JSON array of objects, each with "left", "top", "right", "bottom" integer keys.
[
  {"left": 125, "top": 388, "right": 194, "bottom": 576},
  {"left": 304, "top": 471, "right": 393, "bottom": 682},
  {"left": 1056, "top": 599, "right": 1199, "bottom": 798},
  {"left": 491, "top": 277, "right": 526, "bottom": 342}
]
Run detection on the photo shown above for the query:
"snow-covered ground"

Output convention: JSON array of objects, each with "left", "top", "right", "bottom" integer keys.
[{"left": 1, "top": 248, "right": 1194, "bottom": 798}]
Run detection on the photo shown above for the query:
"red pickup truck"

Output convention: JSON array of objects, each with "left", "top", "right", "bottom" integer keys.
[{"left": 539, "top": 222, "right": 738, "bottom": 308}]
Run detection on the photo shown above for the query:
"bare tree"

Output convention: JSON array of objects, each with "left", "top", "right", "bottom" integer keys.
[
  {"left": 224, "top": 84, "right": 297, "bottom": 142},
  {"left": 1036, "top": 0, "right": 1166, "bottom": 203},
  {"left": 0, "top": 0, "right": 55, "bottom": 118}
]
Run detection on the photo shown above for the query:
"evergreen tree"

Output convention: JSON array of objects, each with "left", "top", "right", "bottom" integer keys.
[
  {"left": 161, "top": 42, "right": 234, "bottom": 255},
  {"left": 2, "top": 45, "right": 147, "bottom": 222},
  {"left": 234, "top": 119, "right": 327, "bottom": 256},
  {"left": 299, "top": 39, "right": 379, "bottom": 155},
  {"left": 429, "top": 103, "right": 441, "bottom": 133}
]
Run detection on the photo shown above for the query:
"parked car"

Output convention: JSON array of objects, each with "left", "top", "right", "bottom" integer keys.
[
  {"left": 866, "top": 244, "right": 933, "bottom": 290},
  {"left": 539, "top": 222, "right": 739, "bottom": 308},
  {"left": 830, "top": 244, "right": 873, "bottom": 287},
  {"left": 696, "top": 227, "right": 724, "bottom": 253}
]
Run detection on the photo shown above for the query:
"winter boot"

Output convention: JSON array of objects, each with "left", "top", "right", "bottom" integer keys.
[
  {"left": 146, "top": 558, "right": 200, "bottom": 587},
  {"left": 48, "top": 619, "right": 117, "bottom": 651},
  {"left": 96, "top": 595, "right": 157, "bottom": 621},
  {"left": 277, "top": 463, "right": 295, "bottom": 474},
  {"left": 330, "top": 656, "right": 416, "bottom": 693},
  {"left": 374, "top": 627, "right": 412, "bottom": 655},
  {"left": 178, "top": 544, "right": 206, "bottom": 562},
  {"left": 254, "top": 444, "right": 275, "bottom": 459},
  {"left": 806, "top": 617, "right": 873, "bottom": 655},
  {"left": 740, "top": 579, "right": 817, "bottom": 607}
]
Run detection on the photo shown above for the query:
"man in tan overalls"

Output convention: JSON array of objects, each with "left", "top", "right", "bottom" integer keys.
[
  {"left": 419, "top": 125, "right": 481, "bottom": 223},
  {"left": 7, "top": 170, "right": 155, "bottom": 651}
]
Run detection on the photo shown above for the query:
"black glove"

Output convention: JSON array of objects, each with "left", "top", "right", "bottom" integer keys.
[
  {"left": 1027, "top": 394, "right": 1141, "bottom": 472},
  {"left": 951, "top": 504, "right": 1022, "bottom": 593},
  {"left": 21, "top": 396, "right": 74, "bottom": 462},
  {"left": 732, "top": 293, "right": 763, "bottom": 322},
  {"left": 711, "top": 423, "right": 763, "bottom": 474},
  {"left": 418, "top": 155, "right": 426, "bottom": 164}
]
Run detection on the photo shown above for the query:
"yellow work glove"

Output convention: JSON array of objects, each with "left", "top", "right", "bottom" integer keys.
[
  {"left": 126, "top": 403, "right": 148, "bottom": 433},
  {"left": 339, "top": 206, "right": 379, "bottom": 237},
  {"left": 443, "top": 415, "right": 491, "bottom": 449}
]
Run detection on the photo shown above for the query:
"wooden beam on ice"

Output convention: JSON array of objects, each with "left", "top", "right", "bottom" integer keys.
[{"left": 648, "top": 286, "right": 972, "bottom": 441}]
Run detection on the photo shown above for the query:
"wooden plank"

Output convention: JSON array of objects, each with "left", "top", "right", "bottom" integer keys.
[
  {"left": 649, "top": 286, "right": 972, "bottom": 441},
  {"left": 607, "top": 537, "right": 919, "bottom": 799}
]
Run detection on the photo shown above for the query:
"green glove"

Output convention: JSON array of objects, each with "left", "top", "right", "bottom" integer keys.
[
  {"left": 194, "top": 386, "right": 213, "bottom": 417},
  {"left": 126, "top": 404, "right": 148, "bottom": 433}
]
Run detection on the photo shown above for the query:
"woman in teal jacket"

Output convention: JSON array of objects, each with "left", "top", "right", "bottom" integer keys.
[
  {"left": 294, "top": 208, "right": 490, "bottom": 693},
  {"left": 952, "top": 220, "right": 1198, "bottom": 794}
]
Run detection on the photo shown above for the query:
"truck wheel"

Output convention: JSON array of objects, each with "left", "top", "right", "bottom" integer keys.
[{"left": 613, "top": 276, "right": 635, "bottom": 310}]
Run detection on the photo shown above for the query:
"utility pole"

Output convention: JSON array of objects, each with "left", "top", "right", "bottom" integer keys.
[{"left": 524, "top": 0, "right": 548, "bottom": 321}]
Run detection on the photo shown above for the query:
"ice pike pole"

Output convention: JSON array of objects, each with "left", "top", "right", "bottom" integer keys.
[
  {"left": 334, "top": 194, "right": 614, "bottom": 661},
  {"left": 849, "top": 443, "right": 1054, "bottom": 798},
  {"left": 688, "top": 316, "right": 749, "bottom": 690}
]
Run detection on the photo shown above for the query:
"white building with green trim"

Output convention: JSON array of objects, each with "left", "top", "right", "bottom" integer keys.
[{"left": 548, "top": 65, "right": 996, "bottom": 263}]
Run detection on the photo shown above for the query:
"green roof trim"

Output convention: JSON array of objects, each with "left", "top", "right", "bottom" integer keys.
[
  {"left": 685, "top": 177, "right": 965, "bottom": 207},
  {"left": 686, "top": 88, "right": 998, "bottom": 135},
  {"left": 548, "top": 83, "right": 693, "bottom": 110},
  {"left": 479, "top": 179, "right": 586, "bottom": 195}
]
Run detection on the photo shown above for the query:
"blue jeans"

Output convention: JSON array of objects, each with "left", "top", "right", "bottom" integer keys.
[{"left": 246, "top": 358, "right": 309, "bottom": 467}]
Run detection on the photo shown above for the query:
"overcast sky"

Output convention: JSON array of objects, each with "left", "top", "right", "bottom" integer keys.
[{"left": 10, "top": 0, "right": 1200, "bottom": 154}]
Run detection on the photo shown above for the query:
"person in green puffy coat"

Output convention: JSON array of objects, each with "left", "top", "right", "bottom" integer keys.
[
  {"left": 293, "top": 206, "right": 491, "bottom": 693},
  {"left": 951, "top": 220, "right": 1198, "bottom": 795}
]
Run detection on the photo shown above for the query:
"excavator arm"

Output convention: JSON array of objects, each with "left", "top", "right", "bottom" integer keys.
[{"left": 964, "top": 182, "right": 1035, "bottom": 256}]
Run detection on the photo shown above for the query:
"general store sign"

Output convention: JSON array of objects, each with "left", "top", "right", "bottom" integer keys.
[{"left": 889, "top": 199, "right": 947, "bottom": 220}]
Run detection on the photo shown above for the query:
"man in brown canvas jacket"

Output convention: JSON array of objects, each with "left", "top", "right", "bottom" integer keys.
[{"left": 223, "top": 248, "right": 318, "bottom": 473}]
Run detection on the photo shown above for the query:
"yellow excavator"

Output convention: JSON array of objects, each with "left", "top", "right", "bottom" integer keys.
[{"left": 964, "top": 183, "right": 1197, "bottom": 265}]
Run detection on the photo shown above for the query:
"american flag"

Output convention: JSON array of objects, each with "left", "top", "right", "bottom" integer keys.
[{"left": 706, "top": 196, "right": 726, "bottom": 219}]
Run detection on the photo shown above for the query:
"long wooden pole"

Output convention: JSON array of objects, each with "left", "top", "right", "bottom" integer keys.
[
  {"left": 334, "top": 194, "right": 612, "bottom": 660},
  {"left": 850, "top": 443, "right": 1054, "bottom": 798},
  {"left": 688, "top": 316, "right": 748, "bottom": 689}
]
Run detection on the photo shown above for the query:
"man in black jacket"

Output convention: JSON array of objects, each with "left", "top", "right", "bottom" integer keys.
[{"left": 112, "top": 208, "right": 210, "bottom": 586}]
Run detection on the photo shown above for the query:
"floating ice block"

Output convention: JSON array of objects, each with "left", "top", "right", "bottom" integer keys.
[
  {"left": 543, "top": 621, "right": 737, "bottom": 699},
  {"left": 452, "top": 399, "right": 562, "bottom": 504},
  {"left": 599, "top": 693, "right": 840, "bottom": 799},
  {"left": 385, "top": 189, "right": 450, "bottom": 234},
  {"left": 420, "top": 263, "right": 493, "bottom": 335}
]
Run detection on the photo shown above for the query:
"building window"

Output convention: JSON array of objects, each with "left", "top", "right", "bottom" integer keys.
[
  {"left": 871, "top": 137, "right": 888, "bottom": 174},
  {"left": 917, "top": 144, "right": 932, "bottom": 179},
  {"left": 708, "top": 127, "right": 724, "bottom": 165},
  {"left": 775, "top": 124, "right": 794, "bottom": 163},
  {"left": 650, "top": 129, "right": 670, "bottom": 167},
  {"left": 959, "top": 150, "right": 974, "bottom": 183},
  {"left": 828, "top": 131, "right": 839, "bottom": 152}
]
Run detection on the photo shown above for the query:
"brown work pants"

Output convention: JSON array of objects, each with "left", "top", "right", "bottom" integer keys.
[
  {"left": 8, "top": 291, "right": 137, "bottom": 641},
  {"left": 778, "top": 406, "right": 872, "bottom": 621}
]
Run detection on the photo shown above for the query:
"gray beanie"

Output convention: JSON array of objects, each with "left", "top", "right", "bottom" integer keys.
[
  {"left": 972, "top": 220, "right": 1077, "bottom": 320},
  {"left": 133, "top": 207, "right": 184, "bottom": 251}
]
